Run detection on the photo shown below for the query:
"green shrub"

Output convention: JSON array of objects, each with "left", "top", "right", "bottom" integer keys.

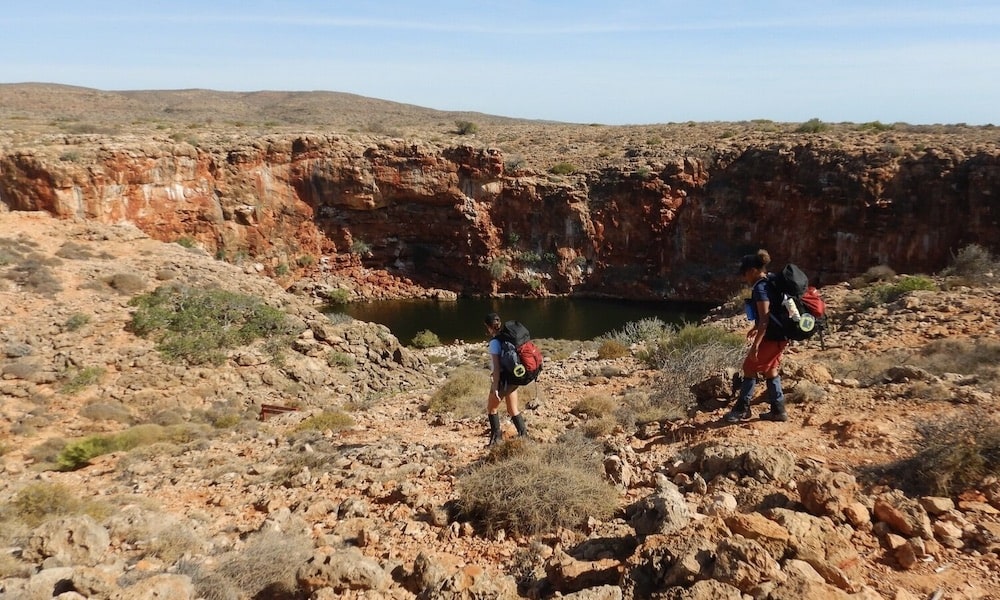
[
  {"left": 601, "top": 317, "right": 669, "bottom": 345},
  {"left": 876, "top": 411, "right": 1000, "bottom": 496},
  {"left": 863, "top": 275, "right": 937, "bottom": 306},
  {"left": 61, "top": 366, "right": 105, "bottom": 395},
  {"left": 411, "top": 329, "right": 442, "bottom": 349},
  {"left": 175, "top": 236, "right": 197, "bottom": 248},
  {"left": 488, "top": 257, "right": 508, "bottom": 280},
  {"left": 454, "top": 120, "right": 479, "bottom": 135},
  {"left": 941, "top": 244, "right": 998, "bottom": 279},
  {"left": 322, "top": 287, "right": 351, "bottom": 305},
  {"left": 428, "top": 367, "right": 489, "bottom": 419},
  {"left": 129, "top": 285, "right": 292, "bottom": 365},
  {"left": 6, "top": 482, "right": 109, "bottom": 527},
  {"left": 795, "top": 118, "right": 830, "bottom": 133},
  {"left": 636, "top": 324, "right": 745, "bottom": 422},
  {"left": 210, "top": 413, "right": 242, "bottom": 429},
  {"left": 597, "top": 339, "right": 629, "bottom": 359},
  {"left": 349, "top": 240, "right": 371, "bottom": 255},
  {"left": 326, "top": 351, "right": 356, "bottom": 369},
  {"left": 549, "top": 162, "right": 577, "bottom": 175},
  {"left": 64, "top": 312, "right": 91, "bottom": 332},
  {"left": 641, "top": 323, "right": 743, "bottom": 368},
  {"left": 457, "top": 432, "right": 618, "bottom": 536},
  {"left": 56, "top": 423, "right": 210, "bottom": 470},
  {"left": 515, "top": 251, "right": 540, "bottom": 265},
  {"left": 292, "top": 410, "right": 354, "bottom": 433},
  {"left": 859, "top": 121, "right": 894, "bottom": 132}
]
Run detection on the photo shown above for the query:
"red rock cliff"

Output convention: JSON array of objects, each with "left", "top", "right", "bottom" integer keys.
[{"left": 1, "top": 134, "right": 998, "bottom": 301}]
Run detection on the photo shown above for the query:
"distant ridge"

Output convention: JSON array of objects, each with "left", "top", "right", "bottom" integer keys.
[{"left": 0, "top": 82, "right": 557, "bottom": 130}]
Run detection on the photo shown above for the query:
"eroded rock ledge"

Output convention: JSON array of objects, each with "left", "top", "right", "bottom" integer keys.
[{"left": 2, "top": 132, "right": 998, "bottom": 301}]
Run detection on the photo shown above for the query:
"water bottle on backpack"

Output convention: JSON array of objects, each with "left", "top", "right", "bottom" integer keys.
[{"left": 781, "top": 294, "right": 801, "bottom": 322}]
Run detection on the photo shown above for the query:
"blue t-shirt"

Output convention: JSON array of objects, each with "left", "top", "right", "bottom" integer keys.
[
  {"left": 752, "top": 274, "right": 788, "bottom": 341},
  {"left": 488, "top": 338, "right": 502, "bottom": 356},
  {"left": 750, "top": 276, "right": 771, "bottom": 305}
]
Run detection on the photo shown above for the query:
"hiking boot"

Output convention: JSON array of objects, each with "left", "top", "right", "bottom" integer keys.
[
  {"left": 760, "top": 410, "right": 788, "bottom": 422},
  {"left": 723, "top": 408, "right": 752, "bottom": 423},
  {"left": 486, "top": 413, "right": 502, "bottom": 447},
  {"left": 511, "top": 414, "right": 528, "bottom": 438}
]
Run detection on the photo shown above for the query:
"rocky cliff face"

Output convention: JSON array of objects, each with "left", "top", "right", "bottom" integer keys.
[{"left": 2, "top": 133, "right": 998, "bottom": 301}]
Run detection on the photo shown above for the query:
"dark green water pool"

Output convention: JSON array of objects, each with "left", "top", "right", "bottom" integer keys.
[{"left": 330, "top": 297, "right": 714, "bottom": 344}]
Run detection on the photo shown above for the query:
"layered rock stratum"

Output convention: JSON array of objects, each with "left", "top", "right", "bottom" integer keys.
[{"left": 2, "top": 84, "right": 998, "bottom": 301}]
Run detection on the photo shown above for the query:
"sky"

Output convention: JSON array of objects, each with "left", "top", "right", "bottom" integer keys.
[{"left": 2, "top": 1, "right": 998, "bottom": 126}]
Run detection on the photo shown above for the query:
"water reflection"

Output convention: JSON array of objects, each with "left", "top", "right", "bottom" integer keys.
[{"left": 330, "top": 297, "right": 713, "bottom": 344}]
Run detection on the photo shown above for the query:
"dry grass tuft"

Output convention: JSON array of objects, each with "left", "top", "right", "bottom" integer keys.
[
  {"left": 457, "top": 432, "right": 618, "bottom": 536},
  {"left": 192, "top": 529, "right": 313, "bottom": 600},
  {"left": 292, "top": 409, "right": 354, "bottom": 433},
  {"left": 427, "top": 367, "right": 489, "bottom": 419},
  {"left": 570, "top": 395, "right": 617, "bottom": 418},
  {"left": 2, "top": 482, "right": 111, "bottom": 528},
  {"left": 875, "top": 410, "right": 1000, "bottom": 496},
  {"left": 597, "top": 339, "right": 629, "bottom": 359}
]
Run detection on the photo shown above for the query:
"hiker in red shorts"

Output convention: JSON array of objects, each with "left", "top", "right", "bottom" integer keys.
[{"left": 725, "top": 249, "right": 789, "bottom": 423}]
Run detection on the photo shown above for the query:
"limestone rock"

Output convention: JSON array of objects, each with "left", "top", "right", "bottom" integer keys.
[
  {"left": 23, "top": 516, "right": 110, "bottom": 567},
  {"left": 297, "top": 547, "right": 391, "bottom": 593}
]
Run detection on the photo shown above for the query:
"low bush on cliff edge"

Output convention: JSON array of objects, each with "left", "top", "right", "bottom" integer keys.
[
  {"left": 129, "top": 285, "right": 292, "bottom": 365},
  {"left": 549, "top": 161, "right": 577, "bottom": 175},
  {"left": 942, "top": 243, "right": 999, "bottom": 281},
  {"left": 457, "top": 432, "right": 617, "bottom": 536},
  {"left": 454, "top": 120, "right": 479, "bottom": 135},
  {"left": 872, "top": 410, "right": 1000, "bottom": 496},
  {"left": 410, "top": 329, "right": 442, "bottom": 348}
]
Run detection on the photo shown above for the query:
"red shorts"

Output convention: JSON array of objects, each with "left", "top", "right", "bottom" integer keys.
[{"left": 742, "top": 339, "right": 788, "bottom": 376}]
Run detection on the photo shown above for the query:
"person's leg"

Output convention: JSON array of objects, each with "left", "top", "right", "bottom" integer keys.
[
  {"left": 486, "top": 390, "right": 502, "bottom": 446},
  {"left": 761, "top": 367, "right": 788, "bottom": 421},
  {"left": 757, "top": 341, "right": 789, "bottom": 421},
  {"left": 724, "top": 372, "right": 757, "bottom": 422},
  {"left": 505, "top": 387, "right": 528, "bottom": 437}
]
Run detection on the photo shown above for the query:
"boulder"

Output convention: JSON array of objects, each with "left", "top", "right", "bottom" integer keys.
[
  {"left": 797, "top": 468, "right": 860, "bottom": 520},
  {"left": 296, "top": 547, "right": 391, "bottom": 593},
  {"left": 23, "top": 516, "right": 110, "bottom": 567}
]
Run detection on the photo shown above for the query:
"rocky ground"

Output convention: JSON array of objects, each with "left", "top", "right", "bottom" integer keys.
[{"left": 0, "top": 211, "right": 998, "bottom": 599}]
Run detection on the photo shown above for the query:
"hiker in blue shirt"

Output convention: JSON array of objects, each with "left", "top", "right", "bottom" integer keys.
[
  {"left": 484, "top": 312, "right": 529, "bottom": 446},
  {"left": 725, "top": 249, "right": 790, "bottom": 423}
]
